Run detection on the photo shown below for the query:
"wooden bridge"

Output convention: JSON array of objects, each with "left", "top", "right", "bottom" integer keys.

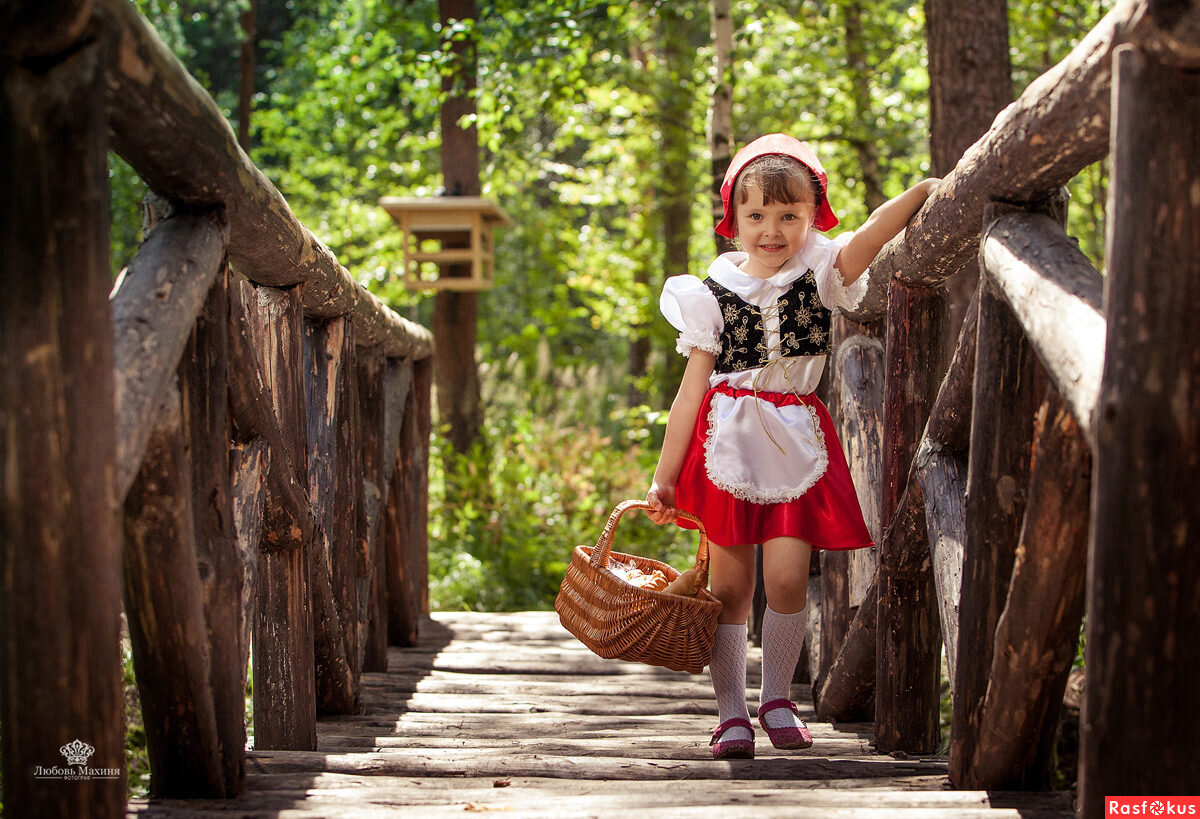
[{"left": 1, "top": 1, "right": 1197, "bottom": 818}]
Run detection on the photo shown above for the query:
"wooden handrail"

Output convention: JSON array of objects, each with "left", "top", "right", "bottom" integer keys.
[
  {"left": 99, "top": 0, "right": 431, "bottom": 359},
  {"left": 844, "top": 0, "right": 1194, "bottom": 321}
]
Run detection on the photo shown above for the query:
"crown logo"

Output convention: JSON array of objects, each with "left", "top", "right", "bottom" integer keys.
[{"left": 60, "top": 739, "right": 95, "bottom": 767}]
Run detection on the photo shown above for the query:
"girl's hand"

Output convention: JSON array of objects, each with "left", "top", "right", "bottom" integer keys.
[{"left": 645, "top": 483, "right": 678, "bottom": 525}]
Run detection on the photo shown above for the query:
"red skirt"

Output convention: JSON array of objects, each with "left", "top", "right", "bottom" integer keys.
[{"left": 674, "top": 385, "right": 875, "bottom": 550}]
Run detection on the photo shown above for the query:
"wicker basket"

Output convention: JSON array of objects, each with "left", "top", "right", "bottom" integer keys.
[{"left": 554, "top": 499, "right": 723, "bottom": 674}]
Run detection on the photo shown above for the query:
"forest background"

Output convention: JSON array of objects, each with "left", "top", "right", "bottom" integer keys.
[{"left": 114, "top": 0, "right": 1110, "bottom": 613}]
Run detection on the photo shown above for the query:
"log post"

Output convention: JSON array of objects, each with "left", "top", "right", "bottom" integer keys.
[
  {"left": 179, "top": 264, "right": 246, "bottom": 794},
  {"left": 968, "top": 388, "right": 1090, "bottom": 789},
  {"left": 241, "top": 283, "right": 317, "bottom": 750},
  {"left": 303, "top": 316, "right": 362, "bottom": 713},
  {"left": 358, "top": 345, "right": 390, "bottom": 670},
  {"left": 876, "top": 279, "right": 948, "bottom": 754},
  {"left": 1081, "top": 42, "right": 1200, "bottom": 815},
  {"left": 950, "top": 247, "right": 1045, "bottom": 786},
  {"left": 230, "top": 439, "right": 268, "bottom": 701},
  {"left": 414, "top": 356, "right": 434, "bottom": 615},
  {"left": 833, "top": 323, "right": 886, "bottom": 606},
  {"left": 915, "top": 283, "right": 979, "bottom": 688},
  {"left": 122, "top": 384, "right": 226, "bottom": 797},
  {"left": 815, "top": 315, "right": 884, "bottom": 700},
  {"left": 0, "top": 17, "right": 125, "bottom": 815},
  {"left": 385, "top": 360, "right": 417, "bottom": 645}
]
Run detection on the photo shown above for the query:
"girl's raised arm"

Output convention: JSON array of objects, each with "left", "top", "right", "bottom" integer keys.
[{"left": 835, "top": 178, "right": 941, "bottom": 283}]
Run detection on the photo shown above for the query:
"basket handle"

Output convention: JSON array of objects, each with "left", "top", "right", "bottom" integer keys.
[{"left": 588, "top": 499, "right": 711, "bottom": 588}]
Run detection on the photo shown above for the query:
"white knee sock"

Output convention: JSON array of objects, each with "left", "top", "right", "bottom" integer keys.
[
  {"left": 709, "top": 622, "right": 752, "bottom": 741},
  {"left": 759, "top": 605, "right": 807, "bottom": 729}
]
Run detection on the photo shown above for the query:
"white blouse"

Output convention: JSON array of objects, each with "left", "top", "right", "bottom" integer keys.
[{"left": 660, "top": 231, "right": 868, "bottom": 504}]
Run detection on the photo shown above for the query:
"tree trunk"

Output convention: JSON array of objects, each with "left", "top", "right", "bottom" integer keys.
[
  {"left": 1081, "top": 42, "right": 1200, "bottom": 816},
  {"left": 655, "top": 2, "right": 699, "bottom": 397},
  {"left": 238, "top": 0, "right": 257, "bottom": 152},
  {"left": 709, "top": 0, "right": 735, "bottom": 255},
  {"left": 925, "top": 0, "right": 1011, "bottom": 343},
  {"left": 869, "top": 0, "right": 1168, "bottom": 299},
  {"left": 844, "top": 0, "right": 887, "bottom": 212},
  {"left": 0, "top": 21, "right": 126, "bottom": 815},
  {"left": 436, "top": 0, "right": 483, "bottom": 453}
]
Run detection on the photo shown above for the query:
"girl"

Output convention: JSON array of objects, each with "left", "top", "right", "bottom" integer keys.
[{"left": 645, "top": 133, "right": 939, "bottom": 760}]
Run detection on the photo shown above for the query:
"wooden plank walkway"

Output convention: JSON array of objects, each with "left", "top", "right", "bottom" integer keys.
[{"left": 129, "top": 611, "right": 1075, "bottom": 817}]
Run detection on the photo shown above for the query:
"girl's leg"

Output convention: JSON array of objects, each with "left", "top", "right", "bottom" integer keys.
[
  {"left": 707, "top": 544, "right": 757, "bottom": 742},
  {"left": 759, "top": 536, "right": 813, "bottom": 732}
]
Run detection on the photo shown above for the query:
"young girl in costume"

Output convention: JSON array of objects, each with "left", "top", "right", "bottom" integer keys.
[{"left": 646, "top": 134, "right": 939, "bottom": 759}]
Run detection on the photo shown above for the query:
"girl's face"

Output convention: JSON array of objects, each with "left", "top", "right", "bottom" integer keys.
[{"left": 734, "top": 183, "right": 815, "bottom": 279}]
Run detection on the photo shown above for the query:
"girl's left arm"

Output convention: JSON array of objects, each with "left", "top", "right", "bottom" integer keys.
[{"left": 836, "top": 178, "right": 942, "bottom": 283}]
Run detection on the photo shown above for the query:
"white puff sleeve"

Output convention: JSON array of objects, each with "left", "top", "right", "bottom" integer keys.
[
  {"left": 808, "top": 231, "right": 870, "bottom": 312},
  {"left": 660, "top": 275, "right": 723, "bottom": 358}
]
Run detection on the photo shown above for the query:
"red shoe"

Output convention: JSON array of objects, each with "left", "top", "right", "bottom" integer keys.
[
  {"left": 710, "top": 718, "right": 755, "bottom": 760},
  {"left": 757, "top": 699, "right": 813, "bottom": 750}
]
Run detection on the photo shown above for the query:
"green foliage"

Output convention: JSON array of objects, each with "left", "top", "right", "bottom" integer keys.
[
  {"left": 122, "top": 640, "right": 151, "bottom": 798},
  {"left": 109, "top": 0, "right": 1118, "bottom": 614},
  {"left": 428, "top": 359, "right": 688, "bottom": 612}
]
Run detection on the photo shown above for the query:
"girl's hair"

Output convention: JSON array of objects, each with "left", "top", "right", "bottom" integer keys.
[{"left": 732, "top": 154, "right": 823, "bottom": 215}]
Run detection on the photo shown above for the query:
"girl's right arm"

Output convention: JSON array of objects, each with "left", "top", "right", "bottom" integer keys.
[{"left": 646, "top": 349, "right": 717, "bottom": 525}]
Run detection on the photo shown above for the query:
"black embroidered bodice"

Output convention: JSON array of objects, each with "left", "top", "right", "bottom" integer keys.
[{"left": 705, "top": 271, "right": 831, "bottom": 374}]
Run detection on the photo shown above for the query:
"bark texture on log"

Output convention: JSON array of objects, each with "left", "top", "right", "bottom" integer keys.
[
  {"left": 304, "top": 316, "right": 363, "bottom": 712},
  {"left": 950, "top": 279, "right": 1044, "bottom": 787},
  {"left": 387, "top": 359, "right": 426, "bottom": 646},
  {"left": 180, "top": 266, "right": 245, "bottom": 795},
  {"left": 230, "top": 438, "right": 268, "bottom": 697},
  {"left": 1081, "top": 44, "right": 1200, "bottom": 815},
  {"left": 358, "top": 346, "right": 390, "bottom": 671},
  {"left": 123, "top": 385, "right": 225, "bottom": 798},
  {"left": 814, "top": 578, "right": 876, "bottom": 722},
  {"left": 914, "top": 283, "right": 979, "bottom": 688},
  {"left": 980, "top": 211, "right": 1105, "bottom": 447},
  {"left": 98, "top": 0, "right": 430, "bottom": 359},
  {"left": 242, "top": 284, "right": 317, "bottom": 751},
  {"left": 874, "top": 481, "right": 940, "bottom": 754},
  {"left": 833, "top": 327, "right": 885, "bottom": 607},
  {"left": 0, "top": 30, "right": 125, "bottom": 816},
  {"left": 969, "top": 389, "right": 1090, "bottom": 790},
  {"left": 111, "top": 209, "right": 229, "bottom": 501},
  {"left": 876, "top": 280, "right": 948, "bottom": 754}
]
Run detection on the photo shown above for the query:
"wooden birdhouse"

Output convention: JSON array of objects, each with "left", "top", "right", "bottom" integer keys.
[{"left": 379, "top": 196, "right": 512, "bottom": 291}]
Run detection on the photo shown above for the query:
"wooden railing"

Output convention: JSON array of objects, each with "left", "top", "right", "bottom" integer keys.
[
  {"left": 805, "top": 1, "right": 1200, "bottom": 814},
  {"left": 2, "top": 0, "right": 432, "bottom": 815}
]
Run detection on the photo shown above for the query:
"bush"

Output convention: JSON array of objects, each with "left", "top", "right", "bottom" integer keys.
[{"left": 427, "top": 405, "right": 696, "bottom": 612}]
